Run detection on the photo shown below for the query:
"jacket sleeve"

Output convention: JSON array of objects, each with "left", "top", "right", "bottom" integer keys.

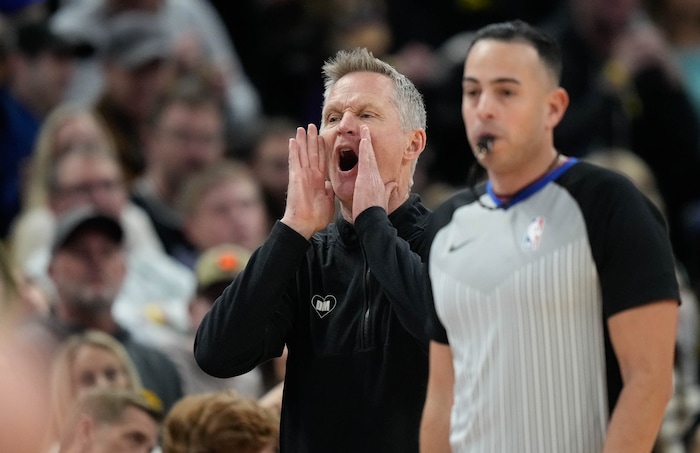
[
  {"left": 193, "top": 221, "right": 309, "bottom": 378},
  {"left": 354, "top": 206, "right": 431, "bottom": 345}
]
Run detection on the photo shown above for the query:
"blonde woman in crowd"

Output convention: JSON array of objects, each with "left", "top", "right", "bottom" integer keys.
[{"left": 45, "top": 329, "right": 146, "bottom": 452}]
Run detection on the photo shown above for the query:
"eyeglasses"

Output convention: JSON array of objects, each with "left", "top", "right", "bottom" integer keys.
[{"left": 56, "top": 179, "right": 124, "bottom": 198}]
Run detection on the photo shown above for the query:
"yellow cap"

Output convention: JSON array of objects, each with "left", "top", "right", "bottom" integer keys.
[{"left": 195, "top": 244, "right": 251, "bottom": 290}]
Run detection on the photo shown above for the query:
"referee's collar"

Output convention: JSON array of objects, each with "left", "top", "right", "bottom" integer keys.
[{"left": 485, "top": 158, "right": 578, "bottom": 209}]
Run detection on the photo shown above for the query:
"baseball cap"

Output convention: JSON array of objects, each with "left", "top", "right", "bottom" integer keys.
[
  {"left": 13, "top": 19, "right": 85, "bottom": 58},
  {"left": 195, "top": 244, "right": 251, "bottom": 292},
  {"left": 52, "top": 207, "right": 124, "bottom": 255},
  {"left": 103, "top": 12, "right": 172, "bottom": 69}
]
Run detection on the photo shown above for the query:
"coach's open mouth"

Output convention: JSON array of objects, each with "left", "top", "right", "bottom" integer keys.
[{"left": 339, "top": 148, "right": 358, "bottom": 172}]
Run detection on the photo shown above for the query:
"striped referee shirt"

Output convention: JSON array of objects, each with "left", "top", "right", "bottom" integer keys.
[{"left": 426, "top": 159, "right": 680, "bottom": 452}]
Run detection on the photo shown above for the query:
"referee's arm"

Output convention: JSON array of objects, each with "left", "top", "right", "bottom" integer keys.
[
  {"left": 420, "top": 341, "right": 454, "bottom": 453},
  {"left": 603, "top": 299, "right": 678, "bottom": 453}
]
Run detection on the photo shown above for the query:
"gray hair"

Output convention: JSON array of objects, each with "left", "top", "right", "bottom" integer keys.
[{"left": 321, "top": 47, "right": 427, "bottom": 132}]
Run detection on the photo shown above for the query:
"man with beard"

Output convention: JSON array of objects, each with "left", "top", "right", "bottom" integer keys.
[{"left": 16, "top": 206, "right": 183, "bottom": 412}]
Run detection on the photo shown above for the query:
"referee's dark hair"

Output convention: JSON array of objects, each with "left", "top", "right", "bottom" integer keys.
[{"left": 465, "top": 19, "right": 563, "bottom": 84}]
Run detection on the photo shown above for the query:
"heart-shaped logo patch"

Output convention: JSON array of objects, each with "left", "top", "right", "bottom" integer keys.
[{"left": 311, "top": 294, "right": 337, "bottom": 318}]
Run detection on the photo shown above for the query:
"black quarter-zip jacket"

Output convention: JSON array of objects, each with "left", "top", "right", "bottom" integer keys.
[{"left": 195, "top": 194, "right": 431, "bottom": 452}]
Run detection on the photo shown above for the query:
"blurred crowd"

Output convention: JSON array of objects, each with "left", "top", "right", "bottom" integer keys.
[{"left": 1, "top": 0, "right": 700, "bottom": 451}]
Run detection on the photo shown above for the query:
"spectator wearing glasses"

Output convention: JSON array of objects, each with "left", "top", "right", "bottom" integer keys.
[
  {"left": 9, "top": 103, "right": 162, "bottom": 270},
  {"left": 10, "top": 103, "right": 195, "bottom": 348}
]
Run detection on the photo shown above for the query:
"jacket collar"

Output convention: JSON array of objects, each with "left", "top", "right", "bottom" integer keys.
[{"left": 334, "top": 193, "right": 425, "bottom": 245}]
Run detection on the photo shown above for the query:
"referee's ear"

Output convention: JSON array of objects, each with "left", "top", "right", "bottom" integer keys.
[{"left": 546, "top": 87, "right": 569, "bottom": 130}]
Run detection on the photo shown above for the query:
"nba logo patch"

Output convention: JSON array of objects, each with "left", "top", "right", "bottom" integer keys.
[{"left": 522, "top": 216, "right": 546, "bottom": 251}]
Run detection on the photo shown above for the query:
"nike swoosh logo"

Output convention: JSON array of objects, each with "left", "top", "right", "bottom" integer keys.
[{"left": 448, "top": 239, "right": 473, "bottom": 253}]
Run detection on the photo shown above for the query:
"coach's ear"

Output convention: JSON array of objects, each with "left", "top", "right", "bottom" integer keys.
[{"left": 404, "top": 128, "right": 427, "bottom": 162}]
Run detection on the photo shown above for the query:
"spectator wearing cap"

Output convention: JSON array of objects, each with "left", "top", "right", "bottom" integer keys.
[
  {"left": 50, "top": 0, "right": 262, "bottom": 154},
  {"left": 155, "top": 243, "right": 270, "bottom": 399},
  {"left": 92, "top": 11, "right": 176, "bottom": 184},
  {"left": 15, "top": 206, "right": 185, "bottom": 414},
  {"left": 0, "top": 18, "right": 80, "bottom": 238},
  {"left": 8, "top": 109, "right": 196, "bottom": 350}
]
